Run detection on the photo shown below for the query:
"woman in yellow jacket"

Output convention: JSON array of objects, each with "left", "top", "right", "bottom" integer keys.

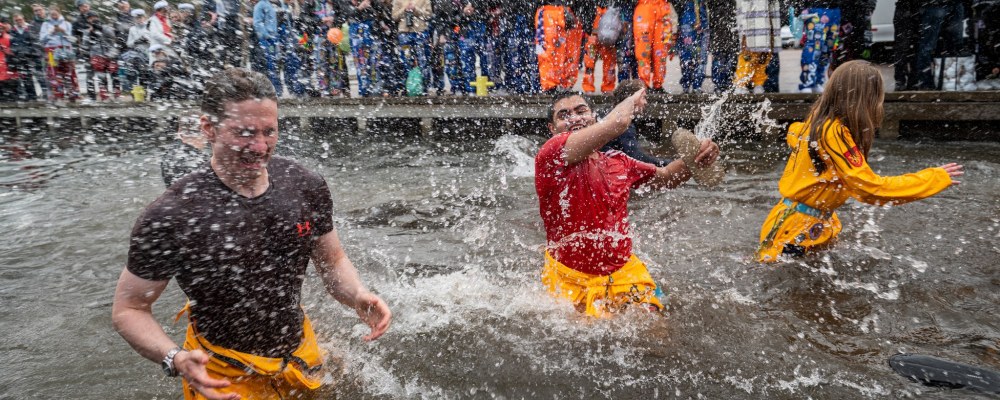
[{"left": 756, "top": 60, "right": 964, "bottom": 262}]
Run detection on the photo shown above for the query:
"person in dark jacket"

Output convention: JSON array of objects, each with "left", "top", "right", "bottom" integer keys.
[
  {"left": 600, "top": 79, "right": 672, "bottom": 166},
  {"left": 892, "top": 0, "right": 921, "bottom": 90},
  {"left": 428, "top": 0, "right": 462, "bottom": 94},
  {"left": 10, "top": 12, "right": 42, "bottom": 100},
  {"left": 706, "top": 0, "right": 736, "bottom": 93},
  {"left": 913, "top": 0, "right": 965, "bottom": 89},
  {"left": 28, "top": 4, "right": 51, "bottom": 99}
]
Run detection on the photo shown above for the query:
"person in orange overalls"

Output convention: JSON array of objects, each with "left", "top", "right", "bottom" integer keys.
[
  {"left": 632, "top": 0, "right": 674, "bottom": 90},
  {"left": 535, "top": 0, "right": 583, "bottom": 92},
  {"left": 756, "top": 61, "right": 964, "bottom": 262},
  {"left": 582, "top": 1, "right": 617, "bottom": 93}
]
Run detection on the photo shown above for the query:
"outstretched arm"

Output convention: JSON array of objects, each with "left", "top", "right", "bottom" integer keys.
[
  {"left": 111, "top": 269, "right": 237, "bottom": 400},
  {"left": 311, "top": 229, "right": 391, "bottom": 341},
  {"left": 563, "top": 88, "right": 647, "bottom": 165}
]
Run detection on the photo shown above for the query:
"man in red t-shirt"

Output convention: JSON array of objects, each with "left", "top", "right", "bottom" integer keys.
[{"left": 535, "top": 89, "right": 719, "bottom": 316}]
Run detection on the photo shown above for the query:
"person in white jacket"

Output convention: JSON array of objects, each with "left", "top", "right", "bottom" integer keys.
[{"left": 146, "top": 1, "right": 177, "bottom": 62}]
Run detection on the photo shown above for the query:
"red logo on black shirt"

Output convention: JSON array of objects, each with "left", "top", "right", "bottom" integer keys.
[{"left": 296, "top": 221, "right": 312, "bottom": 237}]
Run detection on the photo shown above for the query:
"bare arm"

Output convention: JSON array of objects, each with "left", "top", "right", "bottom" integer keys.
[
  {"left": 647, "top": 159, "right": 693, "bottom": 189},
  {"left": 111, "top": 269, "right": 236, "bottom": 400},
  {"left": 311, "top": 229, "right": 391, "bottom": 341},
  {"left": 563, "top": 88, "right": 647, "bottom": 165}
]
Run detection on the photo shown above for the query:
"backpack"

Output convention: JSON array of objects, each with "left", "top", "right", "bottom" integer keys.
[
  {"left": 406, "top": 66, "right": 423, "bottom": 96},
  {"left": 596, "top": 6, "right": 622, "bottom": 46}
]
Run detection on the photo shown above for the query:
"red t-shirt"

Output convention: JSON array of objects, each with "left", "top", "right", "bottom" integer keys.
[{"left": 535, "top": 132, "right": 658, "bottom": 275}]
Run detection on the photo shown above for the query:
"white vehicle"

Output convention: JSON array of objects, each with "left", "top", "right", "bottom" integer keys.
[{"left": 870, "top": 0, "right": 895, "bottom": 45}]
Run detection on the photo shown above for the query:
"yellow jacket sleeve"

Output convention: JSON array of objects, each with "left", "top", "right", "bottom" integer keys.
[{"left": 819, "top": 124, "right": 952, "bottom": 206}]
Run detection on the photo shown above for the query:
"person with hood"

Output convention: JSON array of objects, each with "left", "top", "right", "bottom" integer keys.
[{"left": 40, "top": 5, "right": 79, "bottom": 101}]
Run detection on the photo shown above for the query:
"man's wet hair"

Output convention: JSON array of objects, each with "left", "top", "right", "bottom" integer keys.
[
  {"left": 548, "top": 91, "right": 593, "bottom": 123},
  {"left": 201, "top": 68, "right": 277, "bottom": 121}
]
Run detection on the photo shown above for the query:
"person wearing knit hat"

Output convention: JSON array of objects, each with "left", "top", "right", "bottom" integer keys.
[
  {"left": 130, "top": 9, "right": 145, "bottom": 17},
  {"left": 177, "top": 3, "right": 194, "bottom": 11},
  {"left": 147, "top": 0, "right": 175, "bottom": 63}
]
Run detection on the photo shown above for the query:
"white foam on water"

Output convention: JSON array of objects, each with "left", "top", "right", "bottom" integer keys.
[
  {"left": 898, "top": 255, "right": 928, "bottom": 273},
  {"left": 831, "top": 279, "right": 900, "bottom": 301},
  {"left": 490, "top": 134, "right": 536, "bottom": 178},
  {"left": 717, "top": 288, "right": 757, "bottom": 306}
]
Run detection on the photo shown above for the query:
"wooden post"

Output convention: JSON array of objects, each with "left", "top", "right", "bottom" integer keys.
[
  {"left": 420, "top": 118, "right": 434, "bottom": 137},
  {"left": 881, "top": 118, "right": 900, "bottom": 140}
]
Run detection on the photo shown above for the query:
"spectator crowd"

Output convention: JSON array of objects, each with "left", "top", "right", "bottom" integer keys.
[{"left": 0, "top": 0, "right": 997, "bottom": 102}]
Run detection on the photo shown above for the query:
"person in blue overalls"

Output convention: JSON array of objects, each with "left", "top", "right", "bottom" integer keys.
[
  {"left": 253, "top": 0, "right": 282, "bottom": 93},
  {"left": 497, "top": 0, "right": 540, "bottom": 94},
  {"left": 456, "top": 0, "right": 496, "bottom": 94},
  {"left": 796, "top": 1, "right": 840, "bottom": 93},
  {"left": 345, "top": 0, "right": 389, "bottom": 96},
  {"left": 675, "top": 0, "right": 710, "bottom": 93}
]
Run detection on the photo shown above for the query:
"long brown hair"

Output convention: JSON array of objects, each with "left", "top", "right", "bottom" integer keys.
[{"left": 805, "top": 60, "right": 884, "bottom": 173}]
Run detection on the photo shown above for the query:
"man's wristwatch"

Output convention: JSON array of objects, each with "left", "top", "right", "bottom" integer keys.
[{"left": 161, "top": 347, "right": 184, "bottom": 377}]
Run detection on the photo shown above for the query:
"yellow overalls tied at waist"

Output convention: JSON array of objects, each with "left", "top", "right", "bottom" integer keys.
[
  {"left": 176, "top": 305, "right": 325, "bottom": 400},
  {"left": 542, "top": 251, "right": 664, "bottom": 317}
]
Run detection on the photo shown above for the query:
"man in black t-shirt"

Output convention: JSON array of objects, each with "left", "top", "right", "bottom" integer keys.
[{"left": 112, "top": 68, "right": 391, "bottom": 400}]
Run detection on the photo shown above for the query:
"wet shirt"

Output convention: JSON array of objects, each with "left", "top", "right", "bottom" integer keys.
[
  {"left": 778, "top": 119, "right": 951, "bottom": 211},
  {"left": 127, "top": 157, "right": 334, "bottom": 357},
  {"left": 535, "top": 131, "right": 657, "bottom": 275},
  {"left": 160, "top": 141, "right": 209, "bottom": 187}
]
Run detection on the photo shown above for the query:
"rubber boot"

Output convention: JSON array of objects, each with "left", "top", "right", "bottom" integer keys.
[{"left": 671, "top": 127, "right": 725, "bottom": 187}]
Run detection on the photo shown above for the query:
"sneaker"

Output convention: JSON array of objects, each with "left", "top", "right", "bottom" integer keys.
[
  {"left": 814, "top": 85, "right": 824, "bottom": 93},
  {"left": 682, "top": 87, "right": 690, "bottom": 94},
  {"left": 734, "top": 87, "right": 749, "bottom": 95},
  {"left": 799, "top": 87, "right": 813, "bottom": 94},
  {"left": 753, "top": 85, "right": 765, "bottom": 94}
]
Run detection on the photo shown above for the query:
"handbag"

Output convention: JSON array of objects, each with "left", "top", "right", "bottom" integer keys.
[
  {"left": 596, "top": 6, "right": 623, "bottom": 46},
  {"left": 52, "top": 45, "right": 76, "bottom": 62}
]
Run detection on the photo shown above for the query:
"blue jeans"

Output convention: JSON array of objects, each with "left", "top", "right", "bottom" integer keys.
[
  {"left": 617, "top": 5, "right": 638, "bottom": 82},
  {"left": 458, "top": 21, "right": 495, "bottom": 93},
  {"left": 711, "top": 51, "right": 736, "bottom": 92},
  {"left": 350, "top": 21, "right": 384, "bottom": 96},
  {"left": 398, "top": 31, "right": 431, "bottom": 93},
  {"left": 254, "top": 37, "right": 282, "bottom": 95},
  {"left": 914, "top": 3, "right": 965, "bottom": 89},
  {"left": 500, "top": 14, "right": 539, "bottom": 93},
  {"left": 799, "top": 8, "right": 840, "bottom": 90}
]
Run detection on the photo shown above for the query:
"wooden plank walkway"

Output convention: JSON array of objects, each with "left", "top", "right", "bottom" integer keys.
[{"left": 2, "top": 91, "right": 998, "bottom": 139}]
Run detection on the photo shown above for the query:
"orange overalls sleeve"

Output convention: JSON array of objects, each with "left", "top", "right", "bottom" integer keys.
[{"left": 819, "top": 125, "right": 953, "bottom": 207}]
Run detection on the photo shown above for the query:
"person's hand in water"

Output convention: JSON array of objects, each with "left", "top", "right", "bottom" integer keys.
[
  {"left": 940, "top": 163, "right": 963, "bottom": 185},
  {"left": 175, "top": 349, "right": 240, "bottom": 400},
  {"left": 694, "top": 139, "right": 720, "bottom": 167},
  {"left": 355, "top": 292, "right": 391, "bottom": 341}
]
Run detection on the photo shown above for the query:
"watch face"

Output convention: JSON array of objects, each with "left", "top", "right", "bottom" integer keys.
[{"left": 162, "top": 359, "right": 174, "bottom": 376}]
